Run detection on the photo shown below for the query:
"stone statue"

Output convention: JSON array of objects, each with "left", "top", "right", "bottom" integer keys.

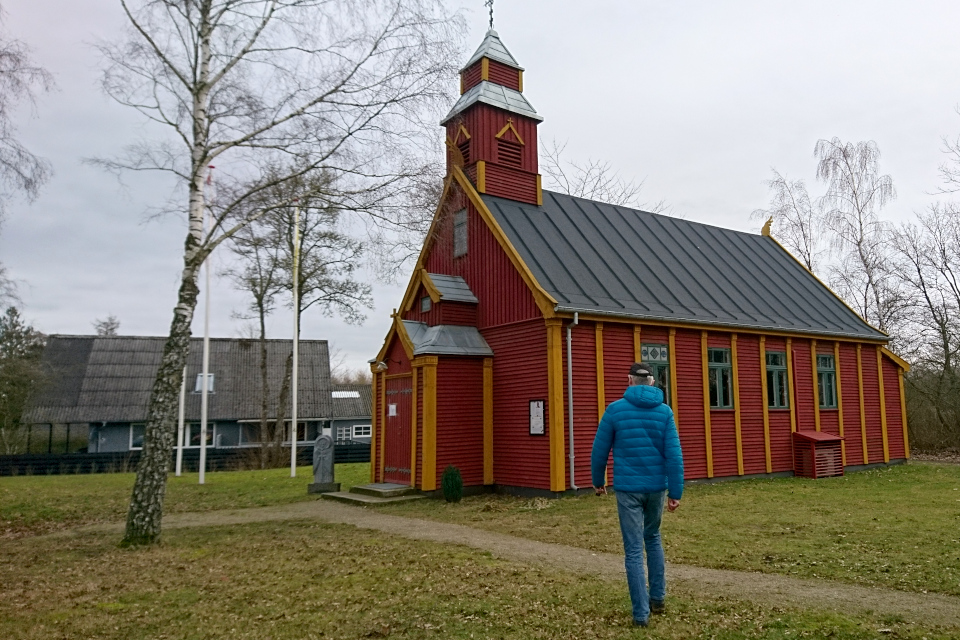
[{"left": 308, "top": 434, "right": 340, "bottom": 494}]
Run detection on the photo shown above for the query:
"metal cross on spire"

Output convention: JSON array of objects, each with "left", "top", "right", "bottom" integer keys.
[{"left": 485, "top": 0, "right": 494, "bottom": 29}]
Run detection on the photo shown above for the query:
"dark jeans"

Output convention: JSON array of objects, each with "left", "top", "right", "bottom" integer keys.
[{"left": 615, "top": 489, "right": 666, "bottom": 623}]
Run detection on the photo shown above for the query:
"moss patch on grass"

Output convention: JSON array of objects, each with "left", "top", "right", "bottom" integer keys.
[
  {"left": 379, "top": 462, "right": 960, "bottom": 596},
  {"left": 0, "top": 463, "right": 368, "bottom": 537},
  {"left": 2, "top": 519, "right": 955, "bottom": 639}
]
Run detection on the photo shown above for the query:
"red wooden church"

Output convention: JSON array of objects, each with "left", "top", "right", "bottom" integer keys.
[{"left": 370, "top": 29, "right": 910, "bottom": 495}]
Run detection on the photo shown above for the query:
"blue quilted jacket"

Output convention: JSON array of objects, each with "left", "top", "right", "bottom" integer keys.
[{"left": 590, "top": 385, "right": 684, "bottom": 499}]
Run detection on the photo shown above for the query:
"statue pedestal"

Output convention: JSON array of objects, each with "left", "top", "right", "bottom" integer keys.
[{"left": 308, "top": 482, "right": 341, "bottom": 494}]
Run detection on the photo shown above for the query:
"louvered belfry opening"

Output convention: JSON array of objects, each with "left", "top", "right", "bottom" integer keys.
[
  {"left": 792, "top": 431, "right": 844, "bottom": 479},
  {"left": 458, "top": 138, "right": 470, "bottom": 164},
  {"left": 497, "top": 138, "right": 522, "bottom": 167}
]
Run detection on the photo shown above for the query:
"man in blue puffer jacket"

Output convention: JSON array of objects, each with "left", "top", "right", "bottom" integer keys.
[{"left": 591, "top": 362, "right": 684, "bottom": 628}]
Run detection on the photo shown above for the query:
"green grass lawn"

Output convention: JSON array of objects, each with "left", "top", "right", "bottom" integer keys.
[
  {"left": 378, "top": 462, "right": 960, "bottom": 596},
  {"left": 0, "top": 463, "right": 368, "bottom": 537},
  {"left": 1, "top": 519, "right": 952, "bottom": 639}
]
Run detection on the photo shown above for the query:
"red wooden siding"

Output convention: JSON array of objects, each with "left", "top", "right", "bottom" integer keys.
[
  {"left": 483, "top": 162, "right": 539, "bottom": 204},
  {"left": 424, "top": 202, "right": 540, "bottom": 328},
  {"left": 817, "top": 344, "right": 841, "bottom": 436},
  {"left": 792, "top": 340, "right": 815, "bottom": 431},
  {"left": 737, "top": 335, "right": 767, "bottom": 475},
  {"left": 386, "top": 337, "right": 412, "bottom": 375},
  {"left": 711, "top": 411, "right": 738, "bottom": 477},
  {"left": 487, "top": 59, "right": 521, "bottom": 91},
  {"left": 763, "top": 337, "right": 793, "bottom": 472},
  {"left": 602, "top": 324, "right": 633, "bottom": 408},
  {"left": 640, "top": 327, "right": 669, "bottom": 345},
  {"left": 436, "top": 358, "right": 485, "bottom": 486},
  {"left": 861, "top": 349, "right": 884, "bottom": 463},
  {"left": 560, "top": 321, "right": 599, "bottom": 488},
  {"left": 483, "top": 320, "right": 551, "bottom": 490},
  {"left": 838, "top": 343, "right": 863, "bottom": 465},
  {"left": 440, "top": 301, "right": 478, "bottom": 326},
  {"left": 406, "top": 284, "right": 440, "bottom": 325},
  {"left": 461, "top": 63, "right": 482, "bottom": 93},
  {"left": 675, "top": 329, "right": 707, "bottom": 480},
  {"left": 883, "top": 356, "right": 906, "bottom": 459},
  {"left": 450, "top": 104, "right": 538, "bottom": 172}
]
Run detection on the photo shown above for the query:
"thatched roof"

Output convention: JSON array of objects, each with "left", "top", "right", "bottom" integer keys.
[{"left": 24, "top": 335, "right": 331, "bottom": 424}]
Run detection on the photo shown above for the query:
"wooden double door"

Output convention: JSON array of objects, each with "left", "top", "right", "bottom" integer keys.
[{"left": 384, "top": 375, "right": 413, "bottom": 485}]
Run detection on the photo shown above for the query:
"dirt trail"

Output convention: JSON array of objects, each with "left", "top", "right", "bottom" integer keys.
[{"left": 68, "top": 499, "right": 960, "bottom": 628}]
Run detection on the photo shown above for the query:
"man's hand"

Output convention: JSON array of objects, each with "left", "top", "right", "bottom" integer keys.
[
  {"left": 667, "top": 498, "right": 680, "bottom": 512},
  {"left": 594, "top": 485, "right": 607, "bottom": 496}
]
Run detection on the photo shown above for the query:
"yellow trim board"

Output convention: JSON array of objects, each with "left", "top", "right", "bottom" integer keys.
[
  {"left": 495, "top": 118, "right": 525, "bottom": 145},
  {"left": 476, "top": 160, "right": 486, "bottom": 193},
  {"left": 857, "top": 344, "right": 868, "bottom": 464},
  {"left": 633, "top": 325, "right": 642, "bottom": 362},
  {"left": 483, "top": 358, "right": 494, "bottom": 485},
  {"left": 369, "top": 373, "right": 378, "bottom": 483},
  {"left": 732, "top": 334, "right": 744, "bottom": 475},
  {"left": 421, "top": 361, "right": 438, "bottom": 491},
  {"left": 877, "top": 346, "right": 889, "bottom": 463},
  {"left": 546, "top": 319, "right": 566, "bottom": 491},
  {"left": 898, "top": 369, "right": 910, "bottom": 458},
  {"left": 565, "top": 310, "right": 889, "bottom": 346},
  {"left": 759, "top": 336, "right": 772, "bottom": 473},
  {"left": 701, "top": 331, "right": 714, "bottom": 478},
  {"left": 834, "top": 341, "right": 846, "bottom": 465},
  {"left": 669, "top": 329, "right": 679, "bottom": 426},
  {"left": 786, "top": 338, "right": 797, "bottom": 433},
  {"left": 481, "top": 57, "right": 489, "bottom": 81},
  {"left": 881, "top": 346, "right": 910, "bottom": 372},
  {"left": 811, "top": 340, "right": 821, "bottom": 431},
  {"left": 518, "top": 69, "right": 523, "bottom": 92}
]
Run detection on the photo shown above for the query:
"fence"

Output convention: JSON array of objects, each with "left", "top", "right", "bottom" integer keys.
[{"left": 0, "top": 443, "right": 370, "bottom": 476}]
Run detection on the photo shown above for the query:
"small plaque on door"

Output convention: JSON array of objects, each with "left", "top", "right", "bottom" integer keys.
[
  {"left": 388, "top": 404, "right": 397, "bottom": 417},
  {"left": 529, "top": 399, "right": 545, "bottom": 435}
]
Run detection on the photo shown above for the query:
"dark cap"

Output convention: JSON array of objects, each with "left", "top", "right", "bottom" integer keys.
[{"left": 629, "top": 362, "right": 653, "bottom": 377}]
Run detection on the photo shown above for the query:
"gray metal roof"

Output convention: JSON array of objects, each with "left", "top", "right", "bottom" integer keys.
[
  {"left": 481, "top": 191, "right": 886, "bottom": 341},
  {"left": 330, "top": 384, "right": 372, "bottom": 420},
  {"left": 25, "top": 336, "right": 332, "bottom": 424},
  {"left": 402, "top": 321, "right": 494, "bottom": 357},
  {"left": 440, "top": 81, "right": 542, "bottom": 125},
  {"left": 462, "top": 29, "right": 524, "bottom": 71},
  {"left": 428, "top": 273, "right": 478, "bottom": 303}
]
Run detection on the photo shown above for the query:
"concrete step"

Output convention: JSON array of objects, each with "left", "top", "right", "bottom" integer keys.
[
  {"left": 321, "top": 491, "right": 425, "bottom": 506},
  {"left": 350, "top": 482, "right": 420, "bottom": 498}
]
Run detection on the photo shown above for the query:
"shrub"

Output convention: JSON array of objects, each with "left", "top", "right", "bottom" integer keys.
[{"left": 441, "top": 465, "right": 463, "bottom": 503}]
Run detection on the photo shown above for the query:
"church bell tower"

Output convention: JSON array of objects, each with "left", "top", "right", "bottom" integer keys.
[{"left": 441, "top": 29, "right": 543, "bottom": 205}]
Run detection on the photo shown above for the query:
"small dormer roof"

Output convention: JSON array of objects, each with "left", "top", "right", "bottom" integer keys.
[
  {"left": 441, "top": 81, "right": 542, "bottom": 125},
  {"left": 462, "top": 29, "right": 524, "bottom": 72},
  {"left": 428, "top": 273, "right": 479, "bottom": 304}
]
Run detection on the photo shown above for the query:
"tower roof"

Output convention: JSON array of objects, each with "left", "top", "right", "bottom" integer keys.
[
  {"left": 462, "top": 29, "right": 524, "bottom": 71},
  {"left": 440, "top": 80, "right": 542, "bottom": 125}
]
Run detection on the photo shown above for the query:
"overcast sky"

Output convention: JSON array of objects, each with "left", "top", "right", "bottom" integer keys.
[{"left": 2, "top": 1, "right": 960, "bottom": 373}]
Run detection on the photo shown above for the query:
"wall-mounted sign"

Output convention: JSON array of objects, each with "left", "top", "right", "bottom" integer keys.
[
  {"left": 388, "top": 404, "right": 397, "bottom": 417},
  {"left": 529, "top": 399, "right": 545, "bottom": 435}
]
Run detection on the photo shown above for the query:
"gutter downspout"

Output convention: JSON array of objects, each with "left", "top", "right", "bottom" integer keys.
[{"left": 567, "top": 312, "right": 579, "bottom": 490}]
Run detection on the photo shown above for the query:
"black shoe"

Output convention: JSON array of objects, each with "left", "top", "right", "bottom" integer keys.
[
  {"left": 650, "top": 600, "right": 665, "bottom": 615},
  {"left": 633, "top": 619, "right": 648, "bottom": 627}
]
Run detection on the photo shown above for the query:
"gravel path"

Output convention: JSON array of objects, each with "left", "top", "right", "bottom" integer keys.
[{"left": 71, "top": 499, "right": 960, "bottom": 628}]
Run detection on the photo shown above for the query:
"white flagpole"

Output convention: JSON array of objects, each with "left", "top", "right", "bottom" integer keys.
[
  {"left": 200, "top": 165, "right": 214, "bottom": 485},
  {"left": 290, "top": 204, "right": 301, "bottom": 478},
  {"left": 175, "top": 365, "right": 186, "bottom": 476}
]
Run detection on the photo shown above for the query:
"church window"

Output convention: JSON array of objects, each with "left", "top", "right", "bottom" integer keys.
[{"left": 453, "top": 209, "right": 468, "bottom": 257}]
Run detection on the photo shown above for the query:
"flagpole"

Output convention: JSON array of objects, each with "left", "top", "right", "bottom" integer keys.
[
  {"left": 290, "top": 204, "right": 301, "bottom": 478},
  {"left": 200, "top": 165, "right": 214, "bottom": 485},
  {"left": 175, "top": 365, "right": 186, "bottom": 476}
]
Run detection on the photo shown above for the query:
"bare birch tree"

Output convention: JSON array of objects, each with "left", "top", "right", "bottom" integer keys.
[
  {"left": 95, "top": 0, "right": 464, "bottom": 545},
  {"left": 751, "top": 169, "right": 826, "bottom": 273},
  {"left": 814, "top": 138, "right": 902, "bottom": 333},
  {"left": 540, "top": 138, "right": 665, "bottom": 211},
  {"left": 0, "top": 7, "right": 53, "bottom": 219}
]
